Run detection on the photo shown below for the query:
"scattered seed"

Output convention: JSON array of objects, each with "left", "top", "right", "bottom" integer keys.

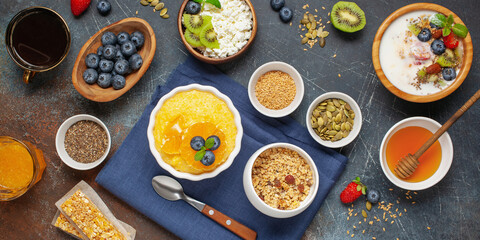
[
  {"left": 366, "top": 201, "right": 372, "bottom": 211},
  {"left": 338, "top": 74, "right": 342, "bottom": 77},
  {"left": 162, "top": 14, "right": 169, "bottom": 19},
  {"left": 140, "top": 0, "right": 149, "bottom": 6},
  {"left": 155, "top": 2, "right": 164, "bottom": 10},
  {"left": 150, "top": 0, "right": 159, "bottom": 6},
  {"left": 159, "top": 8, "right": 167, "bottom": 16},
  {"left": 319, "top": 37, "right": 326, "bottom": 48}
]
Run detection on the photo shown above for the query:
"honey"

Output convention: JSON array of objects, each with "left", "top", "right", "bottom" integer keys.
[
  {"left": 386, "top": 126, "right": 442, "bottom": 182},
  {"left": 0, "top": 137, "right": 46, "bottom": 200}
]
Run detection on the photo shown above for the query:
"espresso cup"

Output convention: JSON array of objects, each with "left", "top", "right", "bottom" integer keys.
[{"left": 5, "top": 7, "right": 71, "bottom": 84}]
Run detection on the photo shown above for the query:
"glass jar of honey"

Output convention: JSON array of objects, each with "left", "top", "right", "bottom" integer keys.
[{"left": 0, "top": 136, "right": 46, "bottom": 201}]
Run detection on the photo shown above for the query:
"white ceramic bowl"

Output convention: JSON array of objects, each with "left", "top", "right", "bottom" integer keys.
[
  {"left": 248, "top": 61, "right": 304, "bottom": 118},
  {"left": 306, "top": 92, "right": 362, "bottom": 148},
  {"left": 379, "top": 117, "right": 453, "bottom": 190},
  {"left": 55, "top": 114, "right": 111, "bottom": 170},
  {"left": 147, "top": 84, "right": 243, "bottom": 181},
  {"left": 243, "top": 143, "right": 319, "bottom": 218}
]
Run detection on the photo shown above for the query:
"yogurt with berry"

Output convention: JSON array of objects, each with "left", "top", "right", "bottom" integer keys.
[{"left": 379, "top": 10, "right": 463, "bottom": 95}]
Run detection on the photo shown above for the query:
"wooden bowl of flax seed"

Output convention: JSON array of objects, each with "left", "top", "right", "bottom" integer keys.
[
  {"left": 248, "top": 61, "right": 304, "bottom": 118},
  {"left": 55, "top": 114, "right": 111, "bottom": 170}
]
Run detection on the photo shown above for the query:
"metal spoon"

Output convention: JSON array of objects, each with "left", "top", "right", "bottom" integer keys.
[{"left": 152, "top": 175, "right": 257, "bottom": 240}]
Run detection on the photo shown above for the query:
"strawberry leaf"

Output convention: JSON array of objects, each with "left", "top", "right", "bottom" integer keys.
[
  {"left": 443, "top": 27, "right": 451, "bottom": 37},
  {"left": 430, "top": 14, "right": 446, "bottom": 28},
  {"left": 205, "top": 137, "right": 215, "bottom": 149},
  {"left": 194, "top": 149, "right": 205, "bottom": 161},
  {"left": 356, "top": 185, "right": 362, "bottom": 191},
  {"left": 361, "top": 186, "right": 366, "bottom": 195},
  {"left": 205, "top": 0, "right": 221, "bottom": 8},
  {"left": 452, "top": 23, "right": 469, "bottom": 38}
]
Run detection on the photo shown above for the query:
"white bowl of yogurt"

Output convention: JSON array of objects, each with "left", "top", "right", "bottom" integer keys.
[{"left": 372, "top": 3, "right": 473, "bottom": 103}]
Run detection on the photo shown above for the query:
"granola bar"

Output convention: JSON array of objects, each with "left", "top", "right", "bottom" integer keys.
[
  {"left": 60, "top": 190, "right": 126, "bottom": 240},
  {"left": 54, "top": 212, "right": 83, "bottom": 239}
]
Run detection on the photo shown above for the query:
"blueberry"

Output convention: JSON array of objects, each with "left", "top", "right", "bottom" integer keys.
[
  {"left": 99, "top": 59, "right": 114, "bottom": 73},
  {"left": 200, "top": 151, "right": 215, "bottom": 166},
  {"left": 130, "top": 31, "right": 145, "bottom": 49},
  {"left": 114, "top": 49, "right": 124, "bottom": 61},
  {"left": 185, "top": 1, "right": 201, "bottom": 14},
  {"left": 430, "top": 22, "right": 441, "bottom": 29},
  {"left": 279, "top": 7, "right": 293, "bottom": 23},
  {"left": 112, "top": 75, "right": 126, "bottom": 90},
  {"left": 128, "top": 53, "right": 143, "bottom": 71},
  {"left": 367, "top": 189, "right": 380, "bottom": 204},
  {"left": 97, "top": 46, "right": 104, "bottom": 57},
  {"left": 101, "top": 32, "right": 117, "bottom": 45},
  {"left": 97, "top": 73, "right": 112, "bottom": 88},
  {"left": 442, "top": 67, "right": 456, "bottom": 81},
  {"left": 85, "top": 53, "right": 100, "bottom": 69},
  {"left": 270, "top": 0, "right": 285, "bottom": 11},
  {"left": 431, "top": 39, "right": 446, "bottom": 55},
  {"left": 83, "top": 68, "right": 98, "bottom": 84},
  {"left": 114, "top": 59, "right": 130, "bottom": 75},
  {"left": 102, "top": 45, "right": 118, "bottom": 60},
  {"left": 121, "top": 41, "right": 137, "bottom": 57},
  {"left": 97, "top": 0, "right": 111, "bottom": 16},
  {"left": 117, "top": 31, "right": 130, "bottom": 45},
  {"left": 417, "top": 28, "right": 431, "bottom": 42},
  {"left": 206, "top": 135, "right": 220, "bottom": 150},
  {"left": 190, "top": 136, "right": 205, "bottom": 151}
]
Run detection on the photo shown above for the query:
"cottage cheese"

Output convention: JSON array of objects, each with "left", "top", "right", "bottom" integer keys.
[{"left": 201, "top": 0, "right": 253, "bottom": 58}]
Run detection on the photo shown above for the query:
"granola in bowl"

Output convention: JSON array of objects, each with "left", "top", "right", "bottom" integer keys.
[{"left": 252, "top": 147, "right": 313, "bottom": 210}]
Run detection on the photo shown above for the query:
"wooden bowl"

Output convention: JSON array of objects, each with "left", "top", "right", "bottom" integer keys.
[
  {"left": 372, "top": 3, "right": 473, "bottom": 103},
  {"left": 72, "top": 18, "right": 156, "bottom": 102},
  {"left": 177, "top": 0, "right": 257, "bottom": 64}
]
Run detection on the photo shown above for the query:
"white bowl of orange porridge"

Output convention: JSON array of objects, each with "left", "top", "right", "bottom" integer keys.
[
  {"left": 243, "top": 143, "right": 319, "bottom": 218},
  {"left": 248, "top": 61, "right": 304, "bottom": 118}
]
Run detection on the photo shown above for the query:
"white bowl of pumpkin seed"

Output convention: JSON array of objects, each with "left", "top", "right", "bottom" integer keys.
[{"left": 306, "top": 92, "right": 362, "bottom": 148}]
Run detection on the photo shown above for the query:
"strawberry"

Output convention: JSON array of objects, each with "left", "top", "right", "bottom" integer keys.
[
  {"left": 71, "top": 0, "right": 91, "bottom": 16},
  {"left": 443, "top": 33, "right": 459, "bottom": 49},
  {"left": 340, "top": 177, "right": 366, "bottom": 204}
]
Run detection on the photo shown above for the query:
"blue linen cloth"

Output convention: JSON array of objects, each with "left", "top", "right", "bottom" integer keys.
[{"left": 96, "top": 56, "right": 348, "bottom": 240}]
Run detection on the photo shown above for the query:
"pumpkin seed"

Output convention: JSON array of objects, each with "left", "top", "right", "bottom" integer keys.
[
  {"left": 366, "top": 201, "right": 372, "bottom": 211},
  {"left": 362, "top": 210, "right": 368, "bottom": 218},
  {"left": 319, "top": 37, "right": 326, "bottom": 48},
  {"left": 301, "top": 37, "right": 309, "bottom": 44},
  {"left": 300, "top": 19, "right": 309, "bottom": 24},
  {"left": 306, "top": 23, "right": 311, "bottom": 29},
  {"left": 310, "top": 98, "right": 355, "bottom": 142},
  {"left": 308, "top": 14, "right": 315, "bottom": 22},
  {"left": 140, "top": 0, "right": 149, "bottom": 6},
  {"left": 303, "top": 13, "right": 308, "bottom": 21},
  {"left": 326, "top": 105, "right": 336, "bottom": 112},
  {"left": 155, "top": 2, "right": 164, "bottom": 10},
  {"left": 159, "top": 8, "right": 168, "bottom": 16},
  {"left": 311, "top": 21, "right": 317, "bottom": 30},
  {"left": 311, "top": 30, "right": 317, "bottom": 38},
  {"left": 150, "top": 0, "right": 159, "bottom": 6},
  {"left": 319, "top": 31, "right": 330, "bottom": 38},
  {"left": 318, "top": 117, "right": 324, "bottom": 126},
  {"left": 305, "top": 33, "right": 313, "bottom": 39}
]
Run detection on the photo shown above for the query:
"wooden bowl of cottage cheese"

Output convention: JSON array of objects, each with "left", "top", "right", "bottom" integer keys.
[{"left": 177, "top": 0, "right": 257, "bottom": 64}]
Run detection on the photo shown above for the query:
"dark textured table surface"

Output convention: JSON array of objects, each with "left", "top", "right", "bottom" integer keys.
[{"left": 1, "top": 0, "right": 479, "bottom": 239}]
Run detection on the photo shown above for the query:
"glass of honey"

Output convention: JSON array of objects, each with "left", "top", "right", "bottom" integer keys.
[
  {"left": 379, "top": 117, "right": 453, "bottom": 190},
  {"left": 0, "top": 136, "right": 46, "bottom": 201}
]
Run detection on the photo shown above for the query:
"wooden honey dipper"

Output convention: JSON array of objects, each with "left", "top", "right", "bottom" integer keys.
[{"left": 395, "top": 88, "right": 480, "bottom": 179}]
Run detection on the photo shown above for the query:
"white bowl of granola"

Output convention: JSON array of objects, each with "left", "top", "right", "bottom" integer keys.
[{"left": 243, "top": 143, "right": 319, "bottom": 218}]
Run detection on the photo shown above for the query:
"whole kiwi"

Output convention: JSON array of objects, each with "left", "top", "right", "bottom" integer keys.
[{"left": 331, "top": 1, "right": 366, "bottom": 33}]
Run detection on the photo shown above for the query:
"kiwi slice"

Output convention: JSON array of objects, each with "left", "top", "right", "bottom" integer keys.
[
  {"left": 331, "top": 1, "right": 366, "bottom": 33},
  {"left": 199, "top": 22, "right": 219, "bottom": 49},
  {"left": 183, "top": 14, "right": 212, "bottom": 35},
  {"left": 184, "top": 29, "right": 203, "bottom": 48}
]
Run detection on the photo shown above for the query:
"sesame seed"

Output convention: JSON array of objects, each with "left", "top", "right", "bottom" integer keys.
[
  {"left": 383, "top": 228, "right": 385, "bottom": 232},
  {"left": 427, "top": 227, "right": 431, "bottom": 230},
  {"left": 338, "top": 74, "right": 341, "bottom": 77},
  {"left": 391, "top": 221, "right": 394, "bottom": 224}
]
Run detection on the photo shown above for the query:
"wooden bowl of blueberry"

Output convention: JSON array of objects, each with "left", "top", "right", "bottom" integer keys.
[{"left": 72, "top": 17, "right": 156, "bottom": 102}]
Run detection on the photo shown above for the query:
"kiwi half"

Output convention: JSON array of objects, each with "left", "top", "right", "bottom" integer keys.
[
  {"left": 331, "top": 1, "right": 366, "bottom": 33},
  {"left": 185, "top": 29, "right": 203, "bottom": 48},
  {"left": 183, "top": 14, "right": 212, "bottom": 35},
  {"left": 199, "top": 22, "right": 219, "bottom": 49}
]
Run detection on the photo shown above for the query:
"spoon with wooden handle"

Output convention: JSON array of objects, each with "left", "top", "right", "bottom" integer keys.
[{"left": 395, "top": 88, "right": 480, "bottom": 179}]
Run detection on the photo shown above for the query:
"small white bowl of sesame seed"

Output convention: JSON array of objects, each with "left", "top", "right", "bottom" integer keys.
[
  {"left": 248, "top": 61, "right": 304, "bottom": 118},
  {"left": 55, "top": 114, "right": 111, "bottom": 170}
]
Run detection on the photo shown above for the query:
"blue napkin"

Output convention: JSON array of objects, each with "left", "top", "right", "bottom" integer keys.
[{"left": 96, "top": 56, "right": 348, "bottom": 240}]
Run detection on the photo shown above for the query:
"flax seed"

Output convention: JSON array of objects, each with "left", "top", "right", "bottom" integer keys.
[{"left": 255, "top": 71, "right": 296, "bottom": 110}]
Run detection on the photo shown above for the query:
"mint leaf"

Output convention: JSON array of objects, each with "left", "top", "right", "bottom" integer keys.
[
  {"left": 430, "top": 13, "right": 446, "bottom": 28},
  {"left": 452, "top": 23, "right": 469, "bottom": 38},
  {"left": 443, "top": 27, "right": 451, "bottom": 37},
  {"left": 446, "top": 14, "right": 454, "bottom": 27},
  {"left": 192, "top": 0, "right": 203, "bottom": 3},
  {"left": 205, "top": 137, "right": 214, "bottom": 149},
  {"left": 205, "top": 0, "right": 221, "bottom": 8},
  {"left": 194, "top": 149, "right": 205, "bottom": 161}
]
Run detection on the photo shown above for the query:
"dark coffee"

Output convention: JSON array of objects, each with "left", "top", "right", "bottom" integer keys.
[{"left": 11, "top": 10, "right": 69, "bottom": 67}]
